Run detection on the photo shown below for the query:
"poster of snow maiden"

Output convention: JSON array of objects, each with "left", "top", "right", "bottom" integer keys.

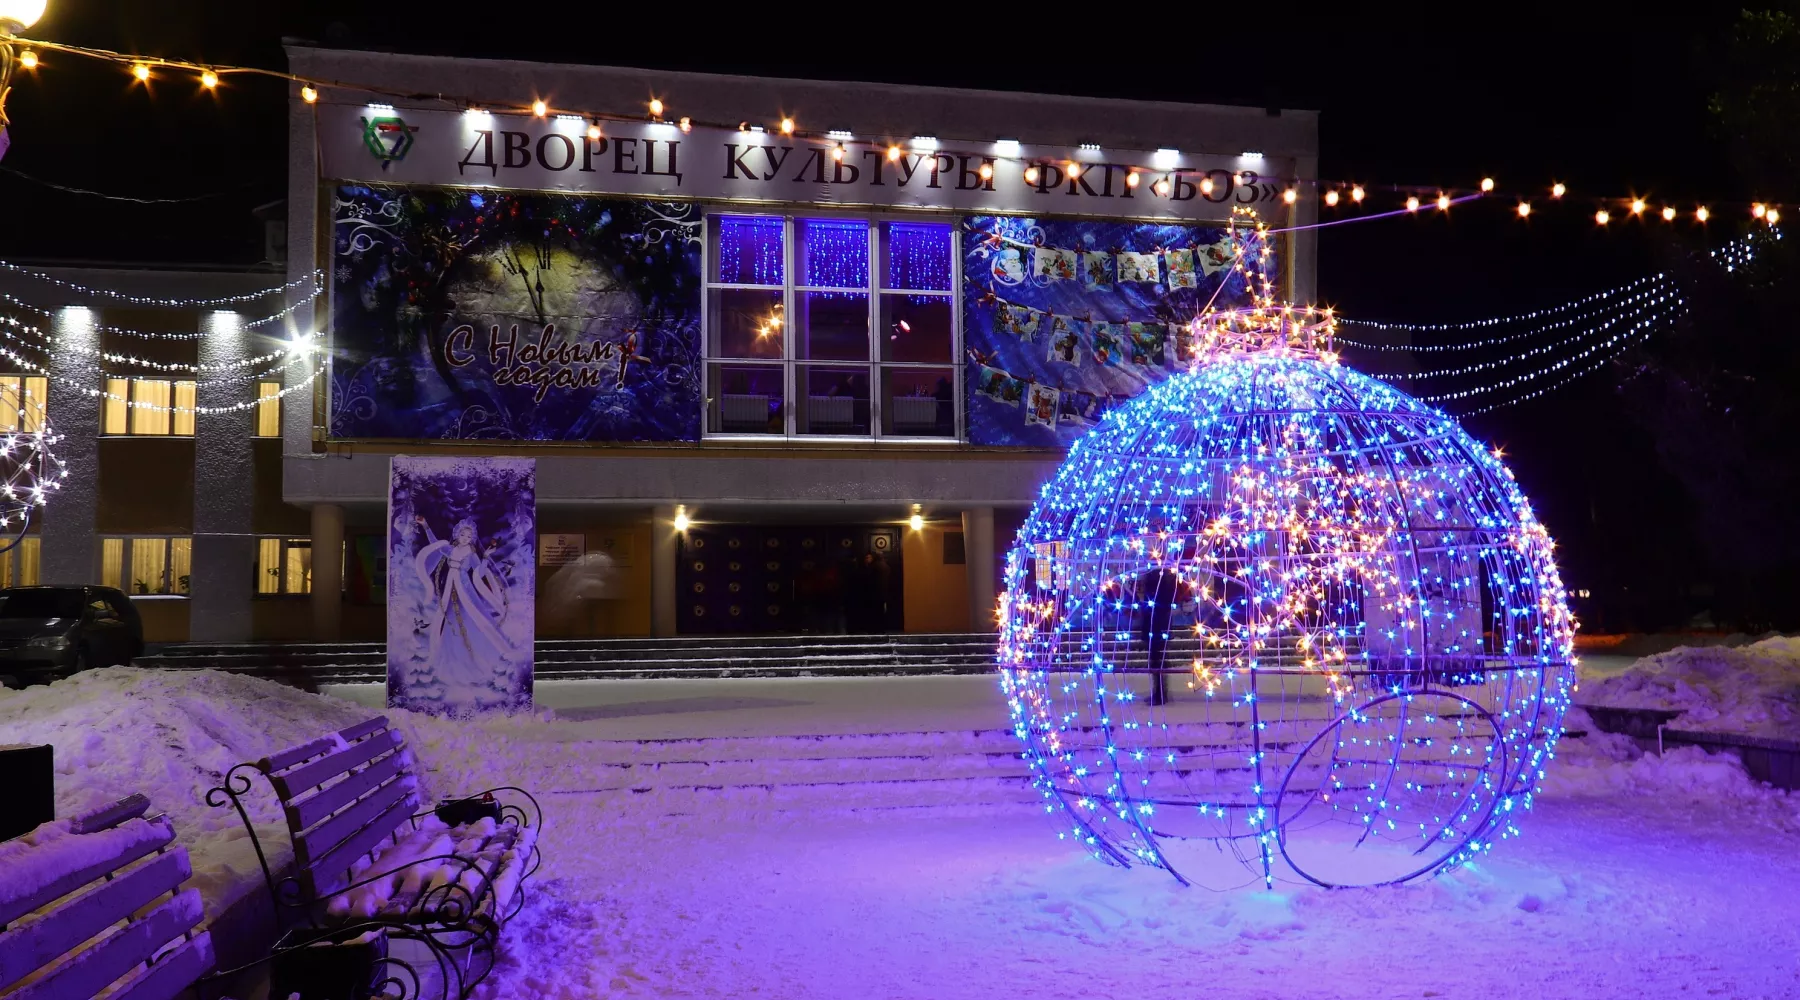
[{"left": 386, "top": 456, "right": 536, "bottom": 714}]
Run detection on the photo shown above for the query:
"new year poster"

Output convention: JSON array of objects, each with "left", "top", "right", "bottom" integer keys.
[{"left": 387, "top": 456, "right": 536, "bottom": 714}]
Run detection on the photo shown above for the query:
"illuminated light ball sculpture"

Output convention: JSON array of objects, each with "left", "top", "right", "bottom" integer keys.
[{"left": 996, "top": 310, "right": 1576, "bottom": 889}]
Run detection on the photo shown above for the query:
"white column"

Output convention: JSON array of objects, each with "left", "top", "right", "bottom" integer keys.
[
  {"left": 41, "top": 308, "right": 99, "bottom": 586},
  {"left": 962, "top": 507, "right": 996, "bottom": 633},
  {"left": 190, "top": 311, "right": 255, "bottom": 641},
  {"left": 311, "top": 502, "right": 344, "bottom": 640},
  {"left": 651, "top": 505, "right": 679, "bottom": 637}
]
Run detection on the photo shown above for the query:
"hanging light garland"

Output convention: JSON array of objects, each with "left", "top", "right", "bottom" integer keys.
[
  {"left": 1337, "top": 234, "right": 1767, "bottom": 413},
  {"left": 1, "top": 35, "right": 1789, "bottom": 225},
  {"left": 0, "top": 309, "right": 318, "bottom": 375},
  {"left": 0, "top": 261, "right": 322, "bottom": 308},
  {"left": 0, "top": 289, "right": 319, "bottom": 340}
]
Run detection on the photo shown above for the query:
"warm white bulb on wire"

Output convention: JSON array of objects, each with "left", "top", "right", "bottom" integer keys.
[
  {"left": 1480, "top": 177, "right": 1495, "bottom": 192},
  {"left": 1406, "top": 196, "right": 1421, "bottom": 212},
  {"left": 18, "top": 49, "right": 38, "bottom": 69},
  {"left": 1324, "top": 189, "right": 1340, "bottom": 207},
  {"left": 1436, "top": 193, "right": 1451, "bottom": 211},
  {"left": 1595, "top": 209, "right": 1610, "bottom": 225},
  {"left": 1517, "top": 201, "right": 1532, "bottom": 218},
  {"left": 0, "top": 0, "right": 47, "bottom": 30},
  {"left": 1351, "top": 185, "right": 1365, "bottom": 203},
  {"left": 1551, "top": 182, "right": 1566, "bottom": 198}
]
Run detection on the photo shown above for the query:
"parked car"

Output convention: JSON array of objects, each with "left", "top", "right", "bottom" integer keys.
[{"left": 0, "top": 586, "right": 144, "bottom": 687}]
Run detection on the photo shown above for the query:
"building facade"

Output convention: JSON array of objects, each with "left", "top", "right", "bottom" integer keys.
[{"left": 13, "top": 51, "right": 1318, "bottom": 643}]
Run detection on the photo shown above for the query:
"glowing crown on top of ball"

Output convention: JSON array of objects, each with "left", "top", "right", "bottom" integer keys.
[{"left": 996, "top": 212, "right": 1576, "bottom": 889}]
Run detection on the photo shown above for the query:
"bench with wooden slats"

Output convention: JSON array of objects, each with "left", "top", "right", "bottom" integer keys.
[
  {"left": 252, "top": 716, "right": 537, "bottom": 933},
  {"left": 0, "top": 794, "right": 215, "bottom": 1000}
]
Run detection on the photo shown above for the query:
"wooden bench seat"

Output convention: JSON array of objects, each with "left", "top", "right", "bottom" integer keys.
[
  {"left": 0, "top": 793, "right": 215, "bottom": 1000},
  {"left": 211, "top": 715, "right": 540, "bottom": 999}
]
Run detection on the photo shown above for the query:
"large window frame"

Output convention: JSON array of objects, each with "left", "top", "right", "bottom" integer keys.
[
  {"left": 100, "top": 535, "right": 192, "bottom": 597},
  {"left": 0, "top": 536, "right": 41, "bottom": 588},
  {"left": 0, "top": 375, "right": 49, "bottom": 433},
  {"left": 256, "top": 536, "right": 312, "bottom": 596},
  {"left": 103, "top": 378, "right": 197, "bottom": 437},
  {"left": 702, "top": 211, "right": 963, "bottom": 442}
]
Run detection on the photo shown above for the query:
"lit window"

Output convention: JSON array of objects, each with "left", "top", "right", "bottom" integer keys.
[
  {"left": 103, "top": 379, "right": 197, "bottom": 436},
  {"left": 257, "top": 537, "right": 311, "bottom": 595},
  {"left": 704, "top": 214, "right": 958, "bottom": 439},
  {"left": 100, "top": 536, "right": 191, "bottom": 595},
  {"left": 254, "top": 381, "right": 281, "bottom": 437},
  {"left": 0, "top": 376, "right": 48, "bottom": 432},
  {"left": 0, "top": 536, "right": 41, "bottom": 587}
]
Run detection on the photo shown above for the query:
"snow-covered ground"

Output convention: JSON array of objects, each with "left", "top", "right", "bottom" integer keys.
[
  {"left": 3, "top": 660, "right": 1799, "bottom": 999},
  {"left": 1582, "top": 637, "right": 1800, "bottom": 738}
]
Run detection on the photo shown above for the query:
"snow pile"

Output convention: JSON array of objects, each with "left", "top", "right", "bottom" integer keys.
[
  {"left": 0, "top": 667, "right": 537, "bottom": 922},
  {"left": 0, "top": 813, "right": 170, "bottom": 914},
  {"left": 1581, "top": 636, "right": 1800, "bottom": 737}
]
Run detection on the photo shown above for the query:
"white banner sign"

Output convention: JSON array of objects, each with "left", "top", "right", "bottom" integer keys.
[
  {"left": 538, "top": 533, "right": 585, "bottom": 566},
  {"left": 316, "top": 104, "right": 1299, "bottom": 223}
]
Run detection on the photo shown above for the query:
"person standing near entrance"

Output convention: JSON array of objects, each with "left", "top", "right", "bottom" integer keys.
[{"left": 1134, "top": 540, "right": 1195, "bottom": 706}]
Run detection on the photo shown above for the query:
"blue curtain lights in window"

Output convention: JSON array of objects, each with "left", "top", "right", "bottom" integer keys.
[
  {"left": 716, "top": 215, "right": 784, "bottom": 286},
  {"left": 799, "top": 219, "right": 870, "bottom": 289},
  {"left": 885, "top": 222, "right": 952, "bottom": 292},
  {"left": 996, "top": 351, "right": 1576, "bottom": 889}
]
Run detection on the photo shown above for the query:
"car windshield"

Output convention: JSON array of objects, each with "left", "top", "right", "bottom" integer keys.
[{"left": 0, "top": 589, "right": 85, "bottom": 620}]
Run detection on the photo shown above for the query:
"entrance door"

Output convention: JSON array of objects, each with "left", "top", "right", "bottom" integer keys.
[{"left": 678, "top": 525, "right": 904, "bottom": 635}]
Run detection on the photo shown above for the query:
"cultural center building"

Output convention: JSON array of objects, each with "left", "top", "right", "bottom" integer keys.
[{"left": 14, "top": 49, "right": 1318, "bottom": 643}]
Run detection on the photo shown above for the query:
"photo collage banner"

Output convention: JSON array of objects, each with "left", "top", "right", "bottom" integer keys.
[
  {"left": 962, "top": 216, "right": 1269, "bottom": 447},
  {"left": 387, "top": 456, "right": 536, "bottom": 715},
  {"left": 331, "top": 185, "right": 704, "bottom": 441}
]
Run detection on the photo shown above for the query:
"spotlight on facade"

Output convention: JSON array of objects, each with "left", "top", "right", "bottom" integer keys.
[
  {"left": 909, "top": 514, "right": 924, "bottom": 532},
  {"left": 673, "top": 507, "right": 690, "bottom": 533}
]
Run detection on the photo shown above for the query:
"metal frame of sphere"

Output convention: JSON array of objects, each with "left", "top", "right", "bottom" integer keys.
[{"left": 995, "top": 232, "right": 1577, "bottom": 889}]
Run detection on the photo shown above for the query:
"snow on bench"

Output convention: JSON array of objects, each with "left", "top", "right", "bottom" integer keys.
[
  {"left": 211, "top": 716, "right": 540, "bottom": 997},
  {"left": 0, "top": 794, "right": 215, "bottom": 1000}
]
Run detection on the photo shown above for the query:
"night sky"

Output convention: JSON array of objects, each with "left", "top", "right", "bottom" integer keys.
[{"left": 0, "top": 3, "right": 1770, "bottom": 630}]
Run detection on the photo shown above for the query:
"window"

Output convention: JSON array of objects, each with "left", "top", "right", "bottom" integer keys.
[
  {"left": 103, "top": 379, "right": 196, "bottom": 436},
  {"left": 0, "top": 376, "right": 48, "bottom": 432},
  {"left": 705, "top": 214, "right": 957, "bottom": 439},
  {"left": 257, "top": 537, "right": 311, "bottom": 595},
  {"left": 100, "top": 536, "right": 191, "bottom": 595},
  {"left": 0, "top": 536, "right": 41, "bottom": 587},
  {"left": 254, "top": 381, "right": 281, "bottom": 437}
]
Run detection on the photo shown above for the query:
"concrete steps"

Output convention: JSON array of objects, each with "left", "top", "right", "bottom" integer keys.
[{"left": 136, "top": 633, "right": 1001, "bottom": 680}]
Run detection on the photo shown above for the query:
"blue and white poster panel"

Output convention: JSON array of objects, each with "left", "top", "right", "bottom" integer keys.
[
  {"left": 332, "top": 186, "right": 703, "bottom": 441},
  {"left": 962, "top": 215, "right": 1267, "bottom": 448},
  {"left": 387, "top": 456, "right": 536, "bottom": 714}
]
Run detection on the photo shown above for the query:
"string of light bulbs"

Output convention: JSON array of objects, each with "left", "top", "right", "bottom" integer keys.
[
  {"left": 1342, "top": 233, "right": 1761, "bottom": 342},
  {"left": 0, "top": 310, "right": 318, "bottom": 375},
  {"left": 1421, "top": 297, "right": 1682, "bottom": 405},
  {"left": 0, "top": 261, "right": 322, "bottom": 309},
  {"left": 1355, "top": 285, "right": 1680, "bottom": 379},
  {"left": 0, "top": 338, "right": 321, "bottom": 415},
  {"left": 0, "top": 322, "right": 315, "bottom": 393},
  {"left": 5, "top": 35, "right": 1791, "bottom": 224},
  {"left": 1460, "top": 304, "right": 1688, "bottom": 416},
  {"left": 0, "top": 290, "right": 318, "bottom": 340}
]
